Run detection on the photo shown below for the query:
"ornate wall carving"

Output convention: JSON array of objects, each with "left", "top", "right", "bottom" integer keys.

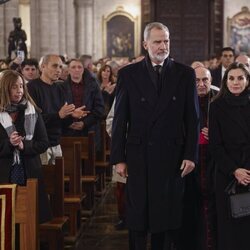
[{"left": 227, "top": 6, "right": 250, "bottom": 55}]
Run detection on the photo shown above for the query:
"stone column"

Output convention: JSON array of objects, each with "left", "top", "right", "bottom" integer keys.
[
  {"left": 30, "top": 0, "right": 40, "bottom": 58},
  {"left": 30, "top": 0, "right": 68, "bottom": 59},
  {"left": 40, "top": 0, "right": 60, "bottom": 55},
  {"left": 65, "top": 0, "right": 76, "bottom": 58},
  {"left": 58, "top": 0, "right": 66, "bottom": 56},
  {"left": 0, "top": 5, "right": 6, "bottom": 57},
  {"left": 0, "top": 0, "right": 19, "bottom": 58},
  {"left": 75, "top": 0, "right": 94, "bottom": 57}
]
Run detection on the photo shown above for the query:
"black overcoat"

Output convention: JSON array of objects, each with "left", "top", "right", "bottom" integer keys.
[
  {"left": 110, "top": 58, "right": 199, "bottom": 233},
  {"left": 61, "top": 69, "right": 104, "bottom": 136},
  {"left": 209, "top": 96, "right": 250, "bottom": 250},
  {"left": 0, "top": 111, "right": 52, "bottom": 223}
]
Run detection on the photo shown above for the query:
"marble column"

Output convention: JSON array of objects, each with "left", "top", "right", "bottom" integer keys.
[
  {"left": 59, "top": 0, "right": 66, "bottom": 56},
  {"left": 30, "top": 0, "right": 68, "bottom": 59},
  {"left": 75, "top": 0, "right": 94, "bottom": 57},
  {"left": 30, "top": 0, "right": 40, "bottom": 59},
  {"left": 65, "top": 0, "right": 76, "bottom": 59},
  {"left": 0, "top": 0, "right": 19, "bottom": 58}
]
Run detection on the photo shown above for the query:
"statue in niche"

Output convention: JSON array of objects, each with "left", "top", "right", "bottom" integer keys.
[{"left": 8, "top": 17, "right": 28, "bottom": 59}]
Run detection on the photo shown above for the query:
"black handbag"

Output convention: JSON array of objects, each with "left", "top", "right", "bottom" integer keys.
[{"left": 225, "top": 179, "right": 250, "bottom": 218}]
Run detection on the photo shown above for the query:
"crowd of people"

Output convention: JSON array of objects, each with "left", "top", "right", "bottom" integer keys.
[{"left": 0, "top": 21, "right": 250, "bottom": 250}]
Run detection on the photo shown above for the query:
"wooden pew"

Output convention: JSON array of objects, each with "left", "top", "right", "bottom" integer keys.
[
  {"left": 105, "top": 126, "right": 112, "bottom": 181},
  {"left": 61, "top": 132, "right": 98, "bottom": 216},
  {"left": 60, "top": 139, "right": 86, "bottom": 243},
  {"left": 95, "top": 121, "right": 111, "bottom": 196},
  {"left": 40, "top": 157, "right": 69, "bottom": 250},
  {"left": 15, "top": 179, "right": 38, "bottom": 250}
]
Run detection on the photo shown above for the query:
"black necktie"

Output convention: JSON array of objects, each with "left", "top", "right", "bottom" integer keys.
[{"left": 154, "top": 65, "right": 162, "bottom": 95}]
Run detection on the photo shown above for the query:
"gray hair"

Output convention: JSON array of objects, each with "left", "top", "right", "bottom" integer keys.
[{"left": 143, "top": 22, "right": 169, "bottom": 41}]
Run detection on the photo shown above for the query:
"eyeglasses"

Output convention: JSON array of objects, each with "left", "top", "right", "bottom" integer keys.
[{"left": 196, "top": 77, "right": 210, "bottom": 84}]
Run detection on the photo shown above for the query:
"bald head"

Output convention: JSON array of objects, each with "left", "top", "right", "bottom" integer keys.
[
  {"left": 40, "top": 54, "right": 63, "bottom": 84},
  {"left": 191, "top": 61, "right": 204, "bottom": 69},
  {"left": 235, "top": 55, "right": 250, "bottom": 69},
  {"left": 194, "top": 66, "right": 212, "bottom": 97}
]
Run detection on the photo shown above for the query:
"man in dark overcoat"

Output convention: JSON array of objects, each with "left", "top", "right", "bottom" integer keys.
[
  {"left": 61, "top": 58, "right": 104, "bottom": 137},
  {"left": 110, "top": 22, "right": 200, "bottom": 250}
]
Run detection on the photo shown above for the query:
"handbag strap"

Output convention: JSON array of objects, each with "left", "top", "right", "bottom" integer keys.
[
  {"left": 225, "top": 179, "right": 250, "bottom": 194},
  {"left": 225, "top": 179, "right": 237, "bottom": 195}
]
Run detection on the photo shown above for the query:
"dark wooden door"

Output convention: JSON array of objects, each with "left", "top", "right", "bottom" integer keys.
[{"left": 141, "top": 0, "right": 223, "bottom": 65}]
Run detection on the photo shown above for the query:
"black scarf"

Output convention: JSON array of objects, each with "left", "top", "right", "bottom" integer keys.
[{"left": 224, "top": 89, "right": 250, "bottom": 107}]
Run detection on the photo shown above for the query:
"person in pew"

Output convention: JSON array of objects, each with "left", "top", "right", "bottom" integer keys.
[
  {"left": 209, "top": 62, "right": 250, "bottom": 250},
  {"left": 27, "top": 55, "right": 87, "bottom": 165},
  {"left": 61, "top": 58, "right": 104, "bottom": 147},
  {"left": 106, "top": 99, "right": 127, "bottom": 230},
  {"left": 210, "top": 47, "right": 235, "bottom": 88},
  {"left": 181, "top": 66, "right": 218, "bottom": 250},
  {"left": 194, "top": 66, "right": 218, "bottom": 250},
  {"left": 20, "top": 58, "right": 39, "bottom": 83},
  {"left": 0, "top": 69, "right": 52, "bottom": 223},
  {"left": 110, "top": 22, "right": 199, "bottom": 250},
  {"left": 98, "top": 64, "right": 116, "bottom": 118},
  {"left": 235, "top": 54, "right": 250, "bottom": 71}
]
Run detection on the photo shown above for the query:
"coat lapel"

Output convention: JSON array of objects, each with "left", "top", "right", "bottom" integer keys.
[
  {"left": 132, "top": 60, "right": 158, "bottom": 108},
  {"left": 151, "top": 59, "right": 180, "bottom": 122}
]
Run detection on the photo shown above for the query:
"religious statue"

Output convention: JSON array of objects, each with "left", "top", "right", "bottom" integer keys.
[{"left": 8, "top": 17, "right": 28, "bottom": 59}]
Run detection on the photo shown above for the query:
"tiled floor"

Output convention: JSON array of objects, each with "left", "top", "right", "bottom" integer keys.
[{"left": 75, "top": 183, "right": 129, "bottom": 250}]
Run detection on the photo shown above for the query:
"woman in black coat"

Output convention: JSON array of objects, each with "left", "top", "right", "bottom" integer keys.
[
  {"left": 209, "top": 62, "right": 250, "bottom": 250},
  {"left": 0, "top": 70, "right": 51, "bottom": 223},
  {"left": 98, "top": 64, "right": 116, "bottom": 118}
]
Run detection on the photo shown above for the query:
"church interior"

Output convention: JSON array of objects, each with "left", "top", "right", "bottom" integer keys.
[{"left": 0, "top": 0, "right": 250, "bottom": 250}]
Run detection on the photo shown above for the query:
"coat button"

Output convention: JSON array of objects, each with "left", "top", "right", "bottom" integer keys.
[
  {"left": 141, "top": 97, "right": 146, "bottom": 102},
  {"left": 148, "top": 142, "right": 153, "bottom": 146},
  {"left": 172, "top": 96, "right": 176, "bottom": 101}
]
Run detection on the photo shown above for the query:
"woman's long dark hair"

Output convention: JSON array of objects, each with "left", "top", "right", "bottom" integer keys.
[
  {"left": 213, "top": 62, "right": 250, "bottom": 101},
  {"left": 97, "top": 64, "right": 115, "bottom": 84}
]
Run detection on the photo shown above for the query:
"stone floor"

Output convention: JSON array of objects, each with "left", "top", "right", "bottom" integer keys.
[{"left": 74, "top": 183, "right": 129, "bottom": 250}]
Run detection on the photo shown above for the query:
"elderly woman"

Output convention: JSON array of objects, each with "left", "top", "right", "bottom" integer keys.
[
  {"left": 0, "top": 70, "right": 51, "bottom": 223},
  {"left": 209, "top": 62, "right": 250, "bottom": 250}
]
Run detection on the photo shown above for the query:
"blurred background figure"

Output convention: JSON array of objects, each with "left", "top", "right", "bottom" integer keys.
[
  {"left": 210, "top": 47, "right": 235, "bottom": 87},
  {"left": 235, "top": 54, "right": 250, "bottom": 71},
  {"left": 20, "top": 58, "right": 39, "bottom": 83},
  {"left": 98, "top": 64, "right": 116, "bottom": 118}
]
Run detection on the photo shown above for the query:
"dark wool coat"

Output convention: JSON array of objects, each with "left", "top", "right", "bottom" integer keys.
[
  {"left": 0, "top": 111, "right": 52, "bottom": 223},
  {"left": 110, "top": 57, "right": 199, "bottom": 233},
  {"left": 61, "top": 69, "right": 104, "bottom": 137},
  {"left": 209, "top": 96, "right": 250, "bottom": 250}
]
